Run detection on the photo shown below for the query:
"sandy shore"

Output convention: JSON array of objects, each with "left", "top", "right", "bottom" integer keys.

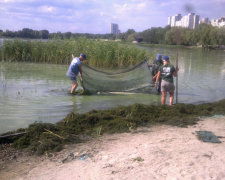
[{"left": 1, "top": 116, "right": 225, "bottom": 180}]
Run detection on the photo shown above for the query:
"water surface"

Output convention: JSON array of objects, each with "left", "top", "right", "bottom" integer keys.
[
  {"left": 148, "top": 46, "right": 225, "bottom": 104},
  {"left": 0, "top": 46, "right": 225, "bottom": 133},
  {"left": 0, "top": 62, "right": 159, "bottom": 133}
]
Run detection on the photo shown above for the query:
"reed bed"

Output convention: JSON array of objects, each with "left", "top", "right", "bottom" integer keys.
[{"left": 1, "top": 38, "right": 150, "bottom": 68}]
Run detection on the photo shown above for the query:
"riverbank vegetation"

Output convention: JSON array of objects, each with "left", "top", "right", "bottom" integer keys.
[
  {"left": 124, "top": 24, "right": 225, "bottom": 48},
  {"left": 1, "top": 99, "right": 224, "bottom": 155},
  {"left": 1, "top": 24, "right": 225, "bottom": 47},
  {"left": 1, "top": 38, "right": 149, "bottom": 68}
]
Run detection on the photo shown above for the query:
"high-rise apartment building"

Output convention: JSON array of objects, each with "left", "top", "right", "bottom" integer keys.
[
  {"left": 169, "top": 14, "right": 225, "bottom": 28},
  {"left": 211, "top": 17, "right": 225, "bottom": 27},
  {"left": 201, "top": 17, "right": 210, "bottom": 24},
  {"left": 193, "top": 14, "right": 200, "bottom": 29},
  {"left": 111, "top": 23, "right": 119, "bottom": 35},
  {"left": 168, "top": 13, "right": 200, "bottom": 29},
  {"left": 168, "top": 14, "right": 182, "bottom": 27}
]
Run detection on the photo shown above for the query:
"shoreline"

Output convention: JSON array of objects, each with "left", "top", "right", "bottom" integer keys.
[
  {"left": 0, "top": 98, "right": 225, "bottom": 156},
  {"left": 0, "top": 97, "right": 224, "bottom": 136},
  {"left": 1, "top": 116, "right": 225, "bottom": 180}
]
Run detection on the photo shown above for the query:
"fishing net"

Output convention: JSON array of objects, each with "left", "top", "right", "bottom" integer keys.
[{"left": 82, "top": 60, "right": 154, "bottom": 94}]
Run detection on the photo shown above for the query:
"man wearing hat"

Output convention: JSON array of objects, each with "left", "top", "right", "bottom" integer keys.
[
  {"left": 155, "top": 55, "right": 178, "bottom": 106},
  {"left": 66, "top": 53, "right": 87, "bottom": 94}
]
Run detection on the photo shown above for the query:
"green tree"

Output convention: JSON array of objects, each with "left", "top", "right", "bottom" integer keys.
[
  {"left": 64, "top": 32, "right": 72, "bottom": 39},
  {"left": 165, "top": 28, "right": 184, "bottom": 45},
  {"left": 3, "top": 30, "right": 16, "bottom": 38},
  {"left": 216, "top": 27, "right": 225, "bottom": 45},
  {"left": 127, "top": 33, "right": 137, "bottom": 42},
  {"left": 195, "top": 24, "right": 213, "bottom": 46},
  {"left": 139, "top": 26, "right": 168, "bottom": 44},
  {"left": 20, "top": 28, "right": 35, "bottom": 38},
  {"left": 117, "top": 29, "right": 136, "bottom": 41},
  {"left": 40, "top": 30, "right": 49, "bottom": 39}
]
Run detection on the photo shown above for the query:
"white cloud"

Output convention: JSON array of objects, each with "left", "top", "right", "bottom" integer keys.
[
  {"left": 0, "top": 0, "right": 14, "bottom": 2},
  {"left": 0, "top": 0, "right": 18, "bottom": 2},
  {"left": 160, "top": 1, "right": 176, "bottom": 7},
  {"left": 113, "top": 2, "right": 142, "bottom": 15},
  {"left": 38, "top": 6, "right": 56, "bottom": 13},
  {"left": 0, "top": 0, "right": 34, "bottom": 2},
  {"left": 215, "top": 0, "right": 225, "bottom": 2},
  {"left": 137, "top": 3, "right": 146, "bottom": 9}
]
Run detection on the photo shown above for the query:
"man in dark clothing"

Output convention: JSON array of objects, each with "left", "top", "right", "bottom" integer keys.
[{"left": 151, "top": 54, "right": 163, "bottom": 93}]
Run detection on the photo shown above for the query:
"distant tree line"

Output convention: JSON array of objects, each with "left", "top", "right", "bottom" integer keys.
[
  {"left": 163, "top": 24, "right": 225, "bottom": 46},
  {"left": 1, "top": 24, "right": 225, "bottom": 46},
  {"left": 0, "top": 28, "right": 49, "bottom": 39},
  {"left": 119, "top": 24, "right": 225, "bottom": 47},
  {"left": 0, "top": 28, "right": 115, "bottom": 40}
]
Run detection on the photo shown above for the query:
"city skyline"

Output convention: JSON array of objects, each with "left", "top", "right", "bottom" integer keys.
[
  {"left": 0, "top": 0, "right": 225, "bottom": 34},
  {"left": 168, "top": 13, "right": 200, "bottom": 29},
  {"left": 168, "top": 13, "right": 225, "bottom": 29}
]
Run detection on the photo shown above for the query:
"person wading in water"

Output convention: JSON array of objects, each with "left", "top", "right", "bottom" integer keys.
[{"left": 66, "top": 53, "right": 87, "bottom": 94}]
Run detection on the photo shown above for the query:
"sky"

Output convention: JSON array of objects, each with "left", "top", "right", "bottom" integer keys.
[{"left": 0, "top": 0, "right": 225, "bottom": 34}]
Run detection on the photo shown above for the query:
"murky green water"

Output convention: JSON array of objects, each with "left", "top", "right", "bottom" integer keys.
[
  {"left": 0, "top": 62, "right": 159, "bottom": 133},
  {"left": 0, "top": 46, "right": 225, "bottom": 134}
]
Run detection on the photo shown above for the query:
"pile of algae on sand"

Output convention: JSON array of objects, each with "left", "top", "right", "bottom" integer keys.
[{"left": 8, "top": 99, "right": 225, "bottom": 155}]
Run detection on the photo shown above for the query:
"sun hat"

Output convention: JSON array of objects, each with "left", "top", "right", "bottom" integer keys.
[
  {"left": 80, "top": 53, "right": 87, "bottom": 60},
  {"left": 156, "top": 54, "right": 162, "bottom": 61},
  {"left": 163, "top": 55, "right": 170, "bottom": 62}
]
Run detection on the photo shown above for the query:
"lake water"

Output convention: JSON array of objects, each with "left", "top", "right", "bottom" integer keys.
[{"left": 0, "top": 45, "right": 225, "bottom": 134}]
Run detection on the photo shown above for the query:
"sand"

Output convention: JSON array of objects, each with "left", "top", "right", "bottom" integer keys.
[{"left": 1, "top": 116, "right": 225, "bottom": 180}]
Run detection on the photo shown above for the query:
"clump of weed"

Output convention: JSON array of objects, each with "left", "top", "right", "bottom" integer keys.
[{"left": 12, "top": 122, "right": 65, "bottom": 155}]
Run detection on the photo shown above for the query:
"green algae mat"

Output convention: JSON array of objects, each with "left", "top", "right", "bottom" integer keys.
[{"left": 3, "top": 99, "right": 225, "bottom": 155}]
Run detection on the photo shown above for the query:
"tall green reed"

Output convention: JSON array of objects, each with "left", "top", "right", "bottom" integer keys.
[{"left": 1, "top": 38, "right": 151, "bottom": 68}]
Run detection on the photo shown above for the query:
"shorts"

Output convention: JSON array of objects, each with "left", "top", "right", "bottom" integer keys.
[
  {"left": 68, "top": 76, "right": 77, "bottom": 83},
  {"left": 161, "top": 80, "right": 175, "bottom": 93}
]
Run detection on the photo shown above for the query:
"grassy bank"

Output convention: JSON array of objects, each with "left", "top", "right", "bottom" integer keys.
[
  {"left": 1, "top": 38, "right": 150, "bottom": 68},
  {"left": 4, "top": 99, "right": 225, "bottom": 155}
]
